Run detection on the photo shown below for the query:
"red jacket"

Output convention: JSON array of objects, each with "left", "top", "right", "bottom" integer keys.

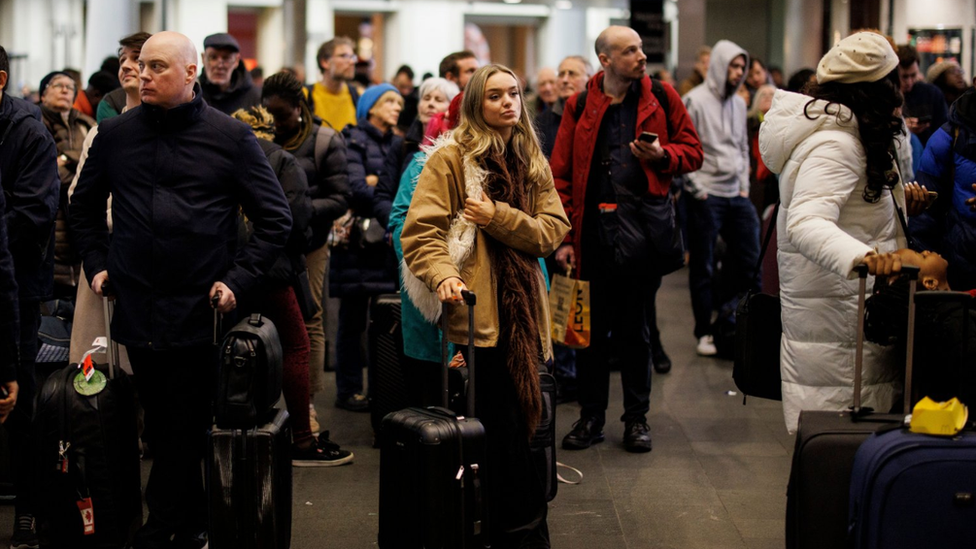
[{"left": 549, "top": 72, "right": 703, "bottom": 273}]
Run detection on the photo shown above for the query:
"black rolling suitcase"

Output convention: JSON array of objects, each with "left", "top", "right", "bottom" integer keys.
[
  {"left": 34, "top": 296, "right": 142, "bottom": 549},
  {"left": 368, "top": 293, "right": 408, "bottom": 437},
  {"left": 785, "top": 265, "right": 919, "bottom": 549},
  {"left": 207, "top": 305, "right": 292, "bottom": 549},
  {"left": 207, "top": 408, "right": 292, "bottom": 549},
  {"left": 378, "top": 290, "right": 488, "bottom": 549}
]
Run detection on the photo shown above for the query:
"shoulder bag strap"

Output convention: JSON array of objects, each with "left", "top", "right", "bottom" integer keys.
[
  {"left": 889, "top": 146, "right": 916, "bottom": 247},
  {"left": 754, "top": 201, "right": 779, "bottom": 274}
]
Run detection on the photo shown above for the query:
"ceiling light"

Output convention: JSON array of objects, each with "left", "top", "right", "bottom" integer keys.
[
  {"left": 503, "top": 0, "right": 522, "bottom": 4},
  {"left": 555, "top": 0, "right": 572, "bottom": 8}
]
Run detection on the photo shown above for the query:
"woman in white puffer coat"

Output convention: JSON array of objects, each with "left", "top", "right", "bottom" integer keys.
[{"left": 760, "top": 32, "right": 913, "bottom": 433}]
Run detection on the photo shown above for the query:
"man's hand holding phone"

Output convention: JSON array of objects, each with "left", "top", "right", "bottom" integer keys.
[{"left": 630, "top": 132, "right": 664, "bottom": 162}]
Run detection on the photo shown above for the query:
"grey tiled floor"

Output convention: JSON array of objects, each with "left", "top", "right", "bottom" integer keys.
[
  {"left": 2, "top": 269, "right": 796, "bottom": 548},
  {"left": 296, "top": 269, "right": 795, "bottom": 548}
]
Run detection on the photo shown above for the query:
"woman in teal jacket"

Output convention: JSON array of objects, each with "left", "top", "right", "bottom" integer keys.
[{"left": 389, "top": 78, "right": 459, "bottom": 406}]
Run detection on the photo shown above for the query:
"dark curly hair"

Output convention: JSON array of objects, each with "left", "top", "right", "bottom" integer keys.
[
  {"left": 260, "top": 71, "right": 313, "bottom": 151},
  {"left": 803, "top": 72, "right": 904, "bottom": 203}
]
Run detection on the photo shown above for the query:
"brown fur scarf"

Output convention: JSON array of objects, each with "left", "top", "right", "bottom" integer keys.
[{"left": 483, "top": 150, "right": 542, "bottom": 438}]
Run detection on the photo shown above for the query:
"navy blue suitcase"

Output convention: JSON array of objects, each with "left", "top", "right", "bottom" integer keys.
[{"left": 848, "top": 429, "right": 976, "bottom": 549}]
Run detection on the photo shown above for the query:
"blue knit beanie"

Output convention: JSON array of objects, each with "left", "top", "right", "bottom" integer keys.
[{"left": 356, "top": 83, "right": 400, "bottom": 121}]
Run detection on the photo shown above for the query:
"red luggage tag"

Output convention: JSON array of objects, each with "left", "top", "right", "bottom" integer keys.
[
  {"left": 76, "top": 498, "right": 95, "bottom": 535},
  {"left": 81, "top": 354, "right": 95, "bottom": 382}
]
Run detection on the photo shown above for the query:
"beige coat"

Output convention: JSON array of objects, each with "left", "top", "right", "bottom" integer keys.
[{"left": 401, "top": 138, "right": 570, "bottom": 354}]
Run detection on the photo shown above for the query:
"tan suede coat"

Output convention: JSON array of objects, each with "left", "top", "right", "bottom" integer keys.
[{"left": 401, "top": 141, "right": 570, "bottom": 354}]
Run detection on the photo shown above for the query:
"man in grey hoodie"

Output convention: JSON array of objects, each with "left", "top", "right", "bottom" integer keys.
[{"left": 682, "top": 40, "right": 761, "bottom": 356}]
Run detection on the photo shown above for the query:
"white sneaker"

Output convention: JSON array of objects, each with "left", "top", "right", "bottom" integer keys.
[{"left": 696, "top": 335, "right": 718, "bottom": 356}]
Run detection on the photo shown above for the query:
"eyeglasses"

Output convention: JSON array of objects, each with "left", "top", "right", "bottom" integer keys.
[
  {"left": 206, "top": 56, "right": 238, "bottom": 66},
  {"left": 334, "top": 53, "right": 357, "bottom": 61},
  {"left": 49, "top": 83, "right": 76, "bottom": 92}
]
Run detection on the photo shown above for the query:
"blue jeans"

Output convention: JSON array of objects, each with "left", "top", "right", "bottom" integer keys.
[{"left": 687, "top": 194, "right": 761, "bottom": 338}]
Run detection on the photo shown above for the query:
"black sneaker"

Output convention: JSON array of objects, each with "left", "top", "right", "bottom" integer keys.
[
  {"left": 335, "top": 393, "right": 370, "bottom": 412},
  {"left": 623, "top": 421, "right": 653, "bottom": 453},
  {"left": 292, "top": 431, "right": 354, "bottom": 467},
  {"left": 562, "top": 417, "right": 605, "bottom": 450},
  {"left": 10, "top": 514, "right": 38, "bottom": 549}
]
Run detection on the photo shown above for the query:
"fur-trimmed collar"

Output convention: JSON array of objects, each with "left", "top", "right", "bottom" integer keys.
[{"left": 401, "top": 132, "right": 487, "bottom": 322}]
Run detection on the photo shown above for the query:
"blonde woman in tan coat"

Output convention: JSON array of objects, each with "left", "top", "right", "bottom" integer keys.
[{"left": 400, "top": 64, "right": 570, "bottom": 548}]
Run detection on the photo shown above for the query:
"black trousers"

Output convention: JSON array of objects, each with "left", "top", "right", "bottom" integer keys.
[
  {"left": 127, "top": 344, "right": 217, "bottom": 549},
  {"left": 576, "top": 232, "right": 657, "bottom": 426},
  {"left": 463, "top": 346, "right": 550, "bottom": 549},
  {"left": 7, "top": 299, "right": 39, "bottom": 516}
]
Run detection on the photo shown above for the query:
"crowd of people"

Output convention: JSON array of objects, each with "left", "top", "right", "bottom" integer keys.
[{"left": 0, "top": 19, "right": 973, "bottom": 549}]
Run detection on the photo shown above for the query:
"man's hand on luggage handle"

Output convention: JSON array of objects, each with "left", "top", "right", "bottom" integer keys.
[
  {"left": 209, "top": 282, "right": 237, "bottom": 314},
  {"left": 91, "top": 270, "right": 109, "bottom": 298},
  {"left": 0, "top": 381, "right": 19, "bottom": 423},
  {"left": 437, "top": 277, "right": 467, "bottom": 303}
]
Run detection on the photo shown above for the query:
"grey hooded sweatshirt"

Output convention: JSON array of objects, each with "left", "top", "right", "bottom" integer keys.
[{"left": 682, "top": 40, "right": 750, "bottom": 198}]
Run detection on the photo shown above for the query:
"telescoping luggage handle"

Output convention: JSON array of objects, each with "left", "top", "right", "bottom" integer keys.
[
  {"left": 441, "top": 290, "right": 476, "bottom": 417},
  {"left": 212, "top": 292, "right": 222, "bottom": 345},
  {"left": 853, "top": 264, "right": 919, "bottom": 416},
  {"left": 100, "top": 282, "right": 121, "bottom": 380}
]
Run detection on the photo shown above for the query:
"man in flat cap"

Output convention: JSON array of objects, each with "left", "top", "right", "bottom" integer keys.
[{"left": 199, "top": 32, "right": 261, "bottom": 114}]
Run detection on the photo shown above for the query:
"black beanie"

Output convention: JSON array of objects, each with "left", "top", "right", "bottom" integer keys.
[{"left": 39, "top": 71, "right": 72, "bottom": 96}]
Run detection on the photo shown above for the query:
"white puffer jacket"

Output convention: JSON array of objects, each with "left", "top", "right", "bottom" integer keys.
[{"left": 760, "top": 90, "right": 908, "bottom": 433}]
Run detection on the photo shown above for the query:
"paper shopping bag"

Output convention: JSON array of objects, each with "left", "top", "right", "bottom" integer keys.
[{"left": 549, "top": 271, "right": 590, "bottom": 349}]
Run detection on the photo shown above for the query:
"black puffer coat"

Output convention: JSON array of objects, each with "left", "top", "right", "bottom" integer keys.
[
  {"left": 329, "top": 120, "right": 402, "bottom": 297},
  {"left": 255, "top": 138, "right": 312, "bottom": 282},
  {"left": 285, "top": 122, "right": 350, "bottom": 251}
]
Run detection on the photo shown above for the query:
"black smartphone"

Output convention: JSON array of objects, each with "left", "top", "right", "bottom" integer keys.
[{"left": 638, "top": 131, "right": 658, "bottom": 144}]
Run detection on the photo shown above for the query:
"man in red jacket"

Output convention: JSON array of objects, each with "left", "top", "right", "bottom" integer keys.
[{"left": 550, "top": 25, "right": 702, "bottom": 453}]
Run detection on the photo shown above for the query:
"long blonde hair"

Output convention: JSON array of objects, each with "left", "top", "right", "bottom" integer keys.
[{"left": 453, "top": 64, "right": 550, "bottom": 187}]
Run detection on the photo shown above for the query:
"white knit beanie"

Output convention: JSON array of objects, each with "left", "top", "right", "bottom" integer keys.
[{"left": 817, "top": 32, "right": 898, "bottom": 84}]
